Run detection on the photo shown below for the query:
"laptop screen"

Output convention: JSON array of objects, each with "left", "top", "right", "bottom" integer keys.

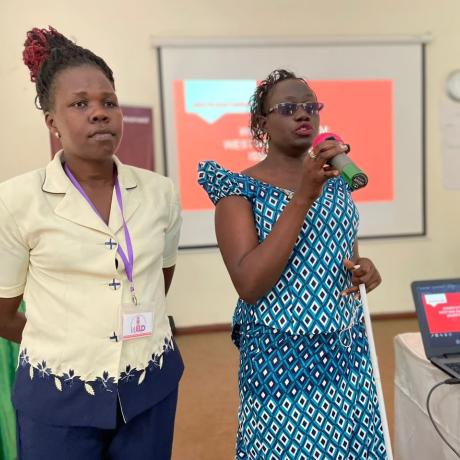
[{"left": 412, "top": 279, "right": 460, "bottom": 355}]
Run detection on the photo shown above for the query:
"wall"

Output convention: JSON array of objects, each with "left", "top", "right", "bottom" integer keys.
[{"left": 1, "top": 0, "right": 460, "bottom": 327}]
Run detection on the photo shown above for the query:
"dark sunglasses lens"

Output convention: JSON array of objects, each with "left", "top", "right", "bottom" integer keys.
[
  {"left": 278, "top": 103, "right": 296, "bottom": 116},
  {"left": 274, "top": 102, "right": 323, "bottom": 116},
  {"left": 305, "top": 103, "right": 322, "bottom": 114},
  {"left": 314, "top": 102, "right": 324, "bottom": 113}
]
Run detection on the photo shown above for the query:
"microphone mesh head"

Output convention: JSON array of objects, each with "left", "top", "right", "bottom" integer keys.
[{"left": 312, "top": 132, "right": 343, "bottom": 148}]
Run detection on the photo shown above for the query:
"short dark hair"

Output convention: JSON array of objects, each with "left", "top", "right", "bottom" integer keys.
[
  {"left": 23, "top": 26, "right": 115, "bottom": 112},
  {"left": 249, "top": 69, "right": 306, "bottom": 150}
]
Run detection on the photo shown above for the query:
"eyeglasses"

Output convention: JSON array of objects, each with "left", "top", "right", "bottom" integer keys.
[{"left": 266, "top": 102, "right": 324, "bottom": 117}]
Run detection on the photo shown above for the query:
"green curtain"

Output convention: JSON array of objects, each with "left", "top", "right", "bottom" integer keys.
[
  {"left": 0, "top": 302, "right": 24, "bottom": 460},
  {"left": 0, "top": 338, "right": 18, "bottom": 460}
]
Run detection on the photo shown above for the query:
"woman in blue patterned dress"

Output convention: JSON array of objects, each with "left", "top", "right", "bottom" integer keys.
[{"left": 198, "top": 69, "right": 386, "bottom": 459}]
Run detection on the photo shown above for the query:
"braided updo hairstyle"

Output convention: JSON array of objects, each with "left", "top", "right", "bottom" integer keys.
[
  {"left": 23, "top": 26, "right": 114, "bottom": 112},
  {"left": 249, "top": 69, "right": 306, "bottom": 152}
]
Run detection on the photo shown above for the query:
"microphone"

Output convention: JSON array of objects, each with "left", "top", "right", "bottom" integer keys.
[{"left": 312, "top": 132, "right": 368, "bottom": 191}]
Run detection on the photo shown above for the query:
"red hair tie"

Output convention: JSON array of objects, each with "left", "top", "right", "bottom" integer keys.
[{"left": 23, "top": 26, "right": 61, "bottom": 82}]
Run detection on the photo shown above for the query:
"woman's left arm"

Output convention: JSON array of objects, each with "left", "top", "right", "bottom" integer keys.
[{"left": 342, "top": 241, "right": 382, "bottom": 295}]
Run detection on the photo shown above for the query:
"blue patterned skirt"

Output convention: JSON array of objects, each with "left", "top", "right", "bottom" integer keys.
[{"left": 235, "top": 321, "right": 387, "bottom": 460}]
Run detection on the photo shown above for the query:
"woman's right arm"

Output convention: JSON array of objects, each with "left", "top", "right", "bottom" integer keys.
[
  {"left": 0, "top": 295, "right": 25, "bottom": 343},
  {"left": 215, "top": 142, "right": 346, "bottom": 304},
  {"left": 216, "top": 194, "right": 313, "bottom": 304}
]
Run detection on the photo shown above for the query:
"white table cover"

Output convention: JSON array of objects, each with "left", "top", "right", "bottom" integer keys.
[{"left": 394, "top": 332, "right": 460, "bottom": 459}]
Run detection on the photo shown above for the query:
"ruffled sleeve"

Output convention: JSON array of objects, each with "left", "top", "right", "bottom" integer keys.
[
  {"left": 197, "top": 161, "right": 254, "bottom": 205},
  {"left": 336, "top": 175, "right": 355, "bottom": 197}
]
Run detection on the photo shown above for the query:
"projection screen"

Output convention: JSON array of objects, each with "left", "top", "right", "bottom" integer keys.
[{"left": 155, "top": 37, "right": 427, "bottom": 248}]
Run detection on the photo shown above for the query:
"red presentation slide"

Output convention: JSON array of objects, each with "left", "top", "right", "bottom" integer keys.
[
  {"left": 422, "top": 292, "right": 460, "bottom": 334},
  {"left": 174, "top": 79, "right": 394, "bottom": 211}
]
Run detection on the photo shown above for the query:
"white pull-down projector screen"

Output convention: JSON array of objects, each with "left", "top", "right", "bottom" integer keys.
[{"left": 155, "top": 37, "right": 427, "bottom": 248}]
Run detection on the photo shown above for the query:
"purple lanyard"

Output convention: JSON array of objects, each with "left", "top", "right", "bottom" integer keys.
[{"left": 64, "top": 163, "right": 137, "bottom": 304}]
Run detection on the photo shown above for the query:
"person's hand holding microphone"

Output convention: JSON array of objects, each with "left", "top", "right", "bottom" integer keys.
[
  {"left": 296, "top": 137, "right": 348, "bottom": 202},
  {"left": 312, "top": 132, "right": 368, "bottom": 191}
]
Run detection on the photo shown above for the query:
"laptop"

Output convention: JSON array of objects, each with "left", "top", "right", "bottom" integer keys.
[{"left": 411, "top": 278, "right": 460, "bottom": 379}]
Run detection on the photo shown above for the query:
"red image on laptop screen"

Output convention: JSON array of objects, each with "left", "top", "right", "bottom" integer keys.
[{"left": 422, "top": 292, "right": 460, "bottom": 334}]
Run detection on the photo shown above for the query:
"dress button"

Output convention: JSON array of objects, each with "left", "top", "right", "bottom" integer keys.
[
  {"left": 105, "top": 238, "right": 117, "bottom": 250},
  {"left": 109, "top": 279, "right": 121, "bottom": 290}
]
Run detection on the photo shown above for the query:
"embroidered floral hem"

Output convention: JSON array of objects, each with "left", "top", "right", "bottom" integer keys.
[
  {"left": 18, "top": 337, "right": 175, "bottom": 396},
  {"left": 13, "top": 338, "right": 184, "bottom": 429}
]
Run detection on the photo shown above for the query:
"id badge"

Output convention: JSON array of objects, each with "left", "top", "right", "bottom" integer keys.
[{"left": 121, "top": 302, "right": 154, "bottom": 341}]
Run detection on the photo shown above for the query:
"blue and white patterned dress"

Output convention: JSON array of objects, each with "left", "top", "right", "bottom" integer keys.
[{"left": 198, "top": 161, "right": 387, "bottom": 460}]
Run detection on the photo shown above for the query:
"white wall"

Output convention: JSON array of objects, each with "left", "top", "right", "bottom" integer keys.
[{"left": 1, "top": 0, "right": 460, "bottom": 327}]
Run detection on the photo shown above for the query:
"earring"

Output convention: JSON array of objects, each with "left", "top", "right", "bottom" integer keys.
[
  {"left": 55, "top": 132, "right": 61, "bottom": 139},
  {"left": 262, "top": 133, "right": 270, "bottom": 154}
]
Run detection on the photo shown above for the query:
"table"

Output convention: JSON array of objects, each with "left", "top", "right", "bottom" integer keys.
[{"left": 394, "top": 332, "right": 460, "bottom": 459}]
